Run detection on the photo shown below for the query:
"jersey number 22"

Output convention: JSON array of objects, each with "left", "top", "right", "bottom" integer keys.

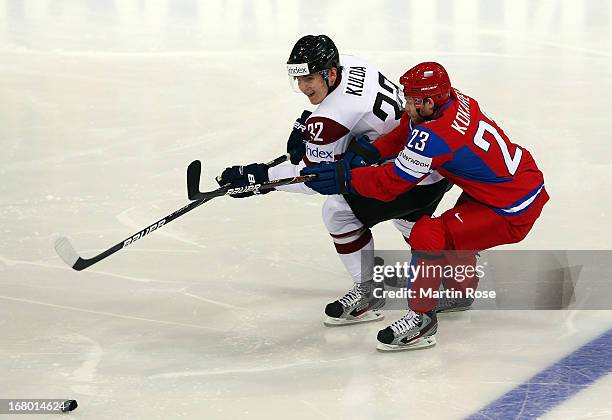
[{"left": 373, "top": 73, "right": 404, "bottom": 122}]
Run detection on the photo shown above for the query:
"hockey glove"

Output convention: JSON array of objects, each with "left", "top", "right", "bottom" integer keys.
[
  {"left": 301, "top": 160, "right": 354, "bottom": 195},
  {"left": 286, "top": 110, "right": 312, "bottom": 164},
  {"left": 344, "top": 135, "right": 381, "bottom": 168},
  {"left": 217, "top": 163, "right": 273, "bottom": 198}
]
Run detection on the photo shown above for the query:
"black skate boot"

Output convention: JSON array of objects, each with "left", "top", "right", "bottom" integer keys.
[
  {"left": 324, "top": 280, "right": 385, "bottom": 326},
  {"left": 376, "top": 310, "right": 437, "bottom": 351}
]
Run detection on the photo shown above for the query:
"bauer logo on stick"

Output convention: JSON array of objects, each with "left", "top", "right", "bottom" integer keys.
[
  {"left": 228, "top": 184, "right": 261, "bottom": 195},
  {"left": 123, "top": 219, "right": 166, "bottom": 247}
]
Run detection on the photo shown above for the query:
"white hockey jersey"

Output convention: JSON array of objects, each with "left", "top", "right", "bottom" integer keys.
[{"left": 269, "top": 55, "right": 441, "bottom": 193}]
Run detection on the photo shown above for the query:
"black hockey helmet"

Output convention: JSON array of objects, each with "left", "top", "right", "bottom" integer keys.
[{"left": 286, "top": 35, "right": 340, "bottom": 78}]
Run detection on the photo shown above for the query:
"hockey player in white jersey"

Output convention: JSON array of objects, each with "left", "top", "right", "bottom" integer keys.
[{"left": 218, "top": 35, "right": 451, "bottom": 325}]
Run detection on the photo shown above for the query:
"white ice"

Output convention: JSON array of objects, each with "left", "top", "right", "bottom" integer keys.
[{"left": 1, "top": 1, "right": 611, "bottom": 419}]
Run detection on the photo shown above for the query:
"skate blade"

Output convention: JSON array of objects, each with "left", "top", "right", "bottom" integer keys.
[
  {"left": 376, "top": 336, "right": 437, "bottom": 352},
  {"left": 436, "top": 306, "right": 472, "bottom": 314},
  {"left": 324, "top": 311, "right": 384, "bottom": 326}
]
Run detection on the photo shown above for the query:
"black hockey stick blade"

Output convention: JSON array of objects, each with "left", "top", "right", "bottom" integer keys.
[
  {"left": 187, "top": 153, "right": 290, "bottom": 201},
  {"left": 187, "top": 159, "right": 202, "bottom": 200}
]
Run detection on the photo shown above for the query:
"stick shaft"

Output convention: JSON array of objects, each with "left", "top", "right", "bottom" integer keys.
[{"left": 56, "top": 170, "right": 313, "bottom": 271}]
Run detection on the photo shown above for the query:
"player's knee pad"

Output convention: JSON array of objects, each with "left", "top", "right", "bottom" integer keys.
[
  {"left": 409, "top": 215, "right": 450, "bottom": 252},
  {"left": 321, "top": 195, "right": 363, "bottom": 235}
]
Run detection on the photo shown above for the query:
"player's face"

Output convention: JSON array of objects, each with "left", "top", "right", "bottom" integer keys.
[
  {"left": 405, "top": 96, "right": 435, "bottom": 124},
  {"left": 296, "top": 68, "right": 337, "bottom": 105},
  {"left": 405, "top": 96, "right": 425, "bottom": 124}
]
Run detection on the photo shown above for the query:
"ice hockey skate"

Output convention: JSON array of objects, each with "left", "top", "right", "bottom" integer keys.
[
  {"left": 435, "top": 292, "right": 475, "bottom": 313},
  {"left": 376, "top": 310, "right": 437, "bottom": 351},
  {"left": 324, "top": 280, "right": 385, "bottom": 326}
]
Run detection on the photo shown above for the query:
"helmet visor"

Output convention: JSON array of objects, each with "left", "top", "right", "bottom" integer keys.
[
  {"left": 288, "top": 70, "right": 331, "bottom": 94},
  {"left": 287, "top": 63, "right": 311, "bottom": 93},
  {"left": 288, "top": 75, "right": 303, "bottom": 93}
]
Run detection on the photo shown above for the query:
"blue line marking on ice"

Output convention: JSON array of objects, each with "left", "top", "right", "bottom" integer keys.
[{"left": 467, "top": 328, "right": 612, "bottom": 420}]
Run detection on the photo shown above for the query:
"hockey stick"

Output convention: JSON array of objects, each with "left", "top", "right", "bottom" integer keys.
[
  {"left": 188, "top": 153, "right": 290, "bottom": 201},
  {"left": 54, "top": 161, "right": 314, "bottom": 271}
]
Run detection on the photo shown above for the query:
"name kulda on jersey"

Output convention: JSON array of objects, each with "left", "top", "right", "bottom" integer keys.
[{"left": 345, "top": 66, "right": 367, "bottom": 96}]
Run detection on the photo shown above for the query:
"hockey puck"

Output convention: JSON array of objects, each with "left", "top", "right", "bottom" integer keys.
[{"left": 61, "top": 400, "right": 78, "bottom": 413}]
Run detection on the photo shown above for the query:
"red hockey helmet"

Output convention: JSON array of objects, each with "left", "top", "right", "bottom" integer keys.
[{"left": 399, "top": 62, "right": 451, "bottom": 108}]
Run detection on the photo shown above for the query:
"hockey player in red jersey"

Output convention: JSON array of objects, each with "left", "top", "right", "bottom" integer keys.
[
  {"left": 216, "top": 37, "right": 451, "bottom": 326},
  {"left": 302, "top": 62, "right": 549, "bottom": 351}
]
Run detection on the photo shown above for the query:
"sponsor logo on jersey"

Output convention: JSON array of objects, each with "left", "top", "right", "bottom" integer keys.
[
  {"left": 306, "top": 144, "right": 334, "bottom": 160},
  {"left": 398, "top": 148, "right": 432, "bottom": 173},
  {"left": 287, "top": 63, "right": 310, "bottom": 77},
  {"left": 123, "top": 219, "right": 166, "bottom": 247}
]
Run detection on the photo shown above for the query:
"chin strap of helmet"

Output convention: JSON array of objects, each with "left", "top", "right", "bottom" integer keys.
[
  {"left": 417, "top": 106, "right": 439, "bottom": 121},
  {"left": 321, "top": 66, "right": 342, "bottom": 95}
]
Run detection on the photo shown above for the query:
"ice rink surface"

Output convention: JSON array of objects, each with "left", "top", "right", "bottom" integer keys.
[{"left": 1, "top": 1, "right": 612, "bottom": 419}]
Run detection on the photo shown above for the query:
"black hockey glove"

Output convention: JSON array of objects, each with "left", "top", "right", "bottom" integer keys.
[
  {"left": 217, "top": 163, "right": 273, "bottom": 198},
  {"left": 344, "top": 135, "right": 381, "bottom": 168},
  {"left": 286, "top": 110, "right": 312, "bottom": 164}
]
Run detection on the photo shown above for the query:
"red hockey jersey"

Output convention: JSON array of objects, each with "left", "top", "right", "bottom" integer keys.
[{"left": 351, "top": 88, "right": 546, "bottom": 216}]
